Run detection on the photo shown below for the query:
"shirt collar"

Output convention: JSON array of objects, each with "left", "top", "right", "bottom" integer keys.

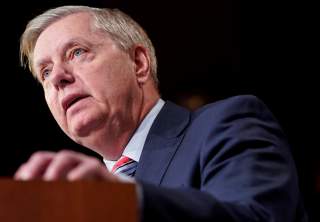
[{"left": 104, "top": 99, "right": 165, "bottom": 171}]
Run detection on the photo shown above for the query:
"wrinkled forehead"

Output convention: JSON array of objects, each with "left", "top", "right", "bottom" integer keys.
[
  {"left": 32, "top": 13, "right": 104, "bottom": 69},
  {"left": 35, "top": 12, "right": 95, "bottom": 48}
]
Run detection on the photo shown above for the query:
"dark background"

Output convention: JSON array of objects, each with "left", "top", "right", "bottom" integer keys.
[{"left": 0, "top": 0, "right": 318, "bottom": 221}]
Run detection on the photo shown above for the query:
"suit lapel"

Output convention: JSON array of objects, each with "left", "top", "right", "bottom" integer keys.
[{"left": 135, "top": 102, "right": 190, "bottom": 185}]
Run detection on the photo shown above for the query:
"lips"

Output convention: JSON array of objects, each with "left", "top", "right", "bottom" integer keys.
[{"left": 61, "top": 93, "right": 89, "bottom": 113}]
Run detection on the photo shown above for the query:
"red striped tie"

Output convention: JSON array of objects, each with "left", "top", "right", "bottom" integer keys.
[{"left": 111, "top": 156, "right": 137, "bottom": 177}]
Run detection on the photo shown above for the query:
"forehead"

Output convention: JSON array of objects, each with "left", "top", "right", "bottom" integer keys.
[
  {"left": 35, "top": 12, "right": 96, "bottom": 48},
  {"left": 33, "top": 12, "right": 104, "bottom": 67}
]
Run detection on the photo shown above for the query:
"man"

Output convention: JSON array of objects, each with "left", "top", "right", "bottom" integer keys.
[{"left": 15, "top": 5, "right": 307, "bottom": 222}]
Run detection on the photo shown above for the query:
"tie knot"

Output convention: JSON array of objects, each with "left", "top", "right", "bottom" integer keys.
[{"left": 111, "top": 156, "right": 137, "bottom": 177}]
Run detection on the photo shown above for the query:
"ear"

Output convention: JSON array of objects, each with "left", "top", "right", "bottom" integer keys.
[{"left": 132, "top": 45, "right": 151, "bottom": 84}]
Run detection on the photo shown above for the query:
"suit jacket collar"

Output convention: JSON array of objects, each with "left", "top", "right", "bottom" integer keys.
[{"left": 135, "top": 101, "right": 191, "bottom": 184}]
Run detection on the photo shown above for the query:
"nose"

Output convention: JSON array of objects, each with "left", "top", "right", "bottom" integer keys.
[{"left": 50, "top": 63, "right": 75, "bottom": 90}]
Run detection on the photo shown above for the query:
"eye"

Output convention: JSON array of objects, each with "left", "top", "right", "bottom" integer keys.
[
  {"left": 41, "top": 69, "right": 51, "bottom": 81},
  {"left": 73, "top": 48, "right": 85, "bottom": 57}
]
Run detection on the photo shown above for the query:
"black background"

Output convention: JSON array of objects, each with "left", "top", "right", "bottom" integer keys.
[{"left": 0, "top": 0, "right": 317, "bottom": 220}]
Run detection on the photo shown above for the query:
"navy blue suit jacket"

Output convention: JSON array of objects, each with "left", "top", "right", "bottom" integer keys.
[{"left": 135, "top": 95, "right": 307, "bottom": 222}]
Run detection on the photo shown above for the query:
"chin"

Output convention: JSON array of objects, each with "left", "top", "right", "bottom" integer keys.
[
  {"left": 70, "top": 115, "right": 107, "bottom": 140},
  {"left": 71, "top": 121, "right": 96, "bottom": 138}
]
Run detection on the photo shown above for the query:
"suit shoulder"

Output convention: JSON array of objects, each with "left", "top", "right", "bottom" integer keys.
[
  {"left": 192, "top": 95, "right": 278, "bottom": 129},
  {"left": 195, "top": 95, "right": 266, "bottom": 114}
]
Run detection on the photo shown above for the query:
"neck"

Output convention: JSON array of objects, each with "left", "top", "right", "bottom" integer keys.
[{"left": 99, "top": 87, "right": 160, "bottom": 160}]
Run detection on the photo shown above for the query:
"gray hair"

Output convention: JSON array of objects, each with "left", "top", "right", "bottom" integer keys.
[{"left": 20, "top": 5, "right": 158, "bottom": 84}]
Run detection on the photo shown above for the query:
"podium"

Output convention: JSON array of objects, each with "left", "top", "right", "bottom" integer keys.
[{"left": 0, "top": 179, "right": 138, "bottom": 222}]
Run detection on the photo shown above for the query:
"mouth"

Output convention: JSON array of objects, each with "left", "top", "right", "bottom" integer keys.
[{"left": 62, "top": 94, "right": 89, "bottom": 113}]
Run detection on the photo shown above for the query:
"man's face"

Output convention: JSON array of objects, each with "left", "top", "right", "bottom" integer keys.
[{"left": 33, "top": 13, "right": 144, "bottom": 154}]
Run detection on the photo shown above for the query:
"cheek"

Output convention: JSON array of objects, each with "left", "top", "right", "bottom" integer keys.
[{"left": 45, "top": 92, "right": 65, "bottom": 124}]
